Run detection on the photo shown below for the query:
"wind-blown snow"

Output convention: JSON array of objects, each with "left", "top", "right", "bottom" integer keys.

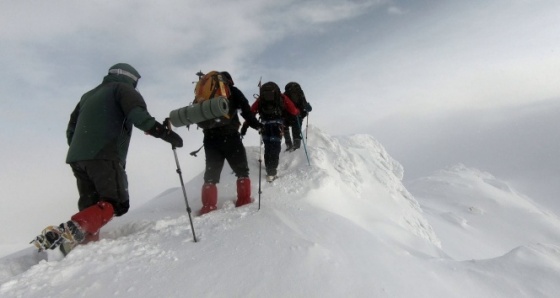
[
  {"left": 408, "top": 164, "right": 560, "bottom": 261},
  {"left": 1, "top": 126, "right": 559, "bottom": 297}
]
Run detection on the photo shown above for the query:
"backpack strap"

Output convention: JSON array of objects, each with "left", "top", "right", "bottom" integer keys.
[
  {"left": 190, "top": 144, "right": 204, "bottom": 157},
  {"left": 208, "top": 75, "right": 220, "bottom": 100},
  {"left": 215, "top": 74, "right": 231, "bottom": 119},
  {"left": 218, "top": 76, "right": 228, "bottom": 99}
]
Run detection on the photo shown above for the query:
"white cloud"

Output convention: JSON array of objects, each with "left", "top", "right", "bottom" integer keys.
[
  {"left": 387, "top": 5, "right": 405, "bottom": 15},
  {"left": 293, "top": 0, "right": 383, "bottom": 23}
]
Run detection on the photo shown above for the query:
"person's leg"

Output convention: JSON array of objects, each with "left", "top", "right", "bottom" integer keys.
[
  {"left": 283, "top": 125, "right": 293, "bottom": 151},
  {"left": 199, "top": 182, "right": 217, "bottom": 215},
  {"left": 71, "top": 201, "right": 114, "bottom": 238},
  {"left": 70, "top": 162, "right": 100, "bottom": 211},
  {"left": 200, "top": 134, "right": 225, "bottom": 215},
  {"left": 71, "top": 160, "right": 126, "bottom": 242},
  {"left": 223, "top": 135, "right": 252, "bottom": 207},
  {"left": 203, "top": 134, "right": 226, "bottom": 184},
  {"left": 235, "top": 177, "right": 251, "bottom": 207},
  {"left": 292, "top": 119, "right": 302, "bottom": 150},
  {"left": 266, "top": 141, "right": 281, "bottom": 176},
  {"left": 224, "top": 134, "right": 250, "bottom": 179},
  {"left": 82, "top": 160, "right": 129, "bottom": 217},
  {"left": 263, "top": 123, "right": 282, "bottom": 177}
]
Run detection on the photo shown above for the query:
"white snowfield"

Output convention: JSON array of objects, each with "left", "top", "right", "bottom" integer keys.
[{"left": 1, "top": 126, "right": 559, "bottom": 298}]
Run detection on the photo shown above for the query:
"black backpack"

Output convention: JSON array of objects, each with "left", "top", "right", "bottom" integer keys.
[
  {"left": 258, "top": 82, "right": 284, "bottom": 120},
  {"left": 284, "top": 82, "right": 308, "bottom": 112}
]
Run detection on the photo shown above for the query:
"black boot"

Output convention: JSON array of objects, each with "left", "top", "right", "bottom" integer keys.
[
  {"left": 266, "top": 168, "right": 278, "bottom": 182},
  {"left": 293, "top": 138, "right": 301, "bottom": 150}
]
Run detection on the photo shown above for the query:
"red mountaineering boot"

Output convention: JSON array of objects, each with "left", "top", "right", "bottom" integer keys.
[
  {"left": 235, "top": 177, "right": 252, "bottom": 207},
  {"left": 199, "top": 183, "right": 218, "bottom": 215}
]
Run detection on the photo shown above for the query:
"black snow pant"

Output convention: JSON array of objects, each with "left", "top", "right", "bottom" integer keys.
[
  {"left": 283, "top": 116, "right": 303, "bottom": 149},
  {"left": 70, "top": 160, "right": 129, "bottom": 216},
  {"left": 262, "top": 120, "right": 283, "bottom": 176},
  {"left": 203, "top": 132, "right": 250, "bottom": 183}
]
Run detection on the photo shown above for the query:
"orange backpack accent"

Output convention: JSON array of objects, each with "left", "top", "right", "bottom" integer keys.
[
  {"left": 192, "top": 71, "right": 232, "bottom": 129},
  {"left": 194, "top": 71, "right": 231, "bottom": 104}
]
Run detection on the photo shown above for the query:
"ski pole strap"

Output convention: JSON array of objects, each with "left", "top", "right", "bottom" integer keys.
[
  {"left": 190, "top": 144, "right": 204, "bottom": 157},
  {"left": 163, "top": 118, "right": 172, "bottom": 130}
]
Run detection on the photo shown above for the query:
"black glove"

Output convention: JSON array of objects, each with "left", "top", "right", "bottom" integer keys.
[
  {"left": 162, "top": 130, "right": 183, "bottom": 148},
  {"left": 301, "top": 111, "right": 308, "bottom": 118},
  {"left": 253, "top": 123, "right": 264, "bottom": 135},
  {"left": 148, "top": 122, "right": 183, "bottom": 148},
  {"left": 162, "top": 117, "right": 170, "bottom": 128}
]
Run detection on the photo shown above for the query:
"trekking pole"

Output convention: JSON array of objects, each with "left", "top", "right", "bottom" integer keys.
[
  {"left": 258, "top": 133, "right": 263, "bottom": 210},
  {"left": 296, "top": 116, "right": 311, "bottom": 166},
  {"left": 305, "top": 114, "right": 309, "bottom": 141},
  {"left": 166, "top": 121, "right": 197, "bottom": 242}
]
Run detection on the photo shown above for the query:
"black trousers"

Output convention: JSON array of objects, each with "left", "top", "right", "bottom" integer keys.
[
  {"left": 203, "top": 132, "right": 249, "bottom": 183},
  {"left": 283, "top": 116, "right": 303, "bottom": 146},
  {"left": 70, "top": 160, "right": 129, "bottom": 216},
  {"left": 262, "top": 121, "right": 283, "bottom": 176}
]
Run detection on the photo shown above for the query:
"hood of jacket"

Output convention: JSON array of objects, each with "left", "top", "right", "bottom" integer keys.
[{"left": 104, "top": 63, "right": 141, "bottom": 87}]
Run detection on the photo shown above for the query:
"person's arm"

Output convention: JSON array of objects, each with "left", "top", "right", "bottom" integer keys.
[
  {"left": 66, "top": 103, "right": 80, "bottom": 146},
  {"left": 118, "top": 83, "right": 183, "bottom": 147},
  {"left": 250, "top": 99, "right": 259, "bottom": 114},
  {"left": 232, "top": 87, "right": 261, "bottom": 130},
  {"left": 283, "top": 95, "right": 300, "bottom": 116}
]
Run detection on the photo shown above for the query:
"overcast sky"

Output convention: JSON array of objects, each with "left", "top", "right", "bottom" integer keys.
[{"left": 1, "top": 0, "right": 559, "bottom": 233}]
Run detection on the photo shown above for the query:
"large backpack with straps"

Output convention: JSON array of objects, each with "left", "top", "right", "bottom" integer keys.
[
  {"left": 284, "top": 82, "right": 310, "bottom": 113},
  {"left": 193, "top": 71, "right": 232, "bottom": 129},
  {"left": 258, "top": 82, "right": 284, "bottom": 120}
]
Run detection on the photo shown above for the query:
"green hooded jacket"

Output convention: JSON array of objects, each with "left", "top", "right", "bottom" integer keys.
[{"left": 66, "top": 64, "right": 156, "bottom": 165}]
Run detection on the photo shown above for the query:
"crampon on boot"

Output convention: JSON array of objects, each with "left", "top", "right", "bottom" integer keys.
[
  {"left": 31, "top": 221, "right": 85, "bottom": 255},
  {"left": 235, "top": 177, "right": 252, "bottom": 207},
  {"left": 199, "top": 183, "right": 217, "bottom": 215},
  {"left": 31, "top": 201, "right": 114, "bottom": 256}
]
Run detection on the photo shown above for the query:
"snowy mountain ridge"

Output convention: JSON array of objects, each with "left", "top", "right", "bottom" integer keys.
[
  {"left": 1, "top": 126, "right": 560, "bottom": 297},
  {"left": 408, "top": 163, "right": 560, "bottom": 261},
  {"left": 302, "top": 129, "right": 441, "bottom": 248}
]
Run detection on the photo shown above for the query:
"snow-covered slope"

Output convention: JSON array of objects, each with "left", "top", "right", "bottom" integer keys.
[
  {"left": 408, "top": 164, "right": 560, "bottom": 260},
  {"left": 1, "top": 127, "right": 560, "bottom": 298}
]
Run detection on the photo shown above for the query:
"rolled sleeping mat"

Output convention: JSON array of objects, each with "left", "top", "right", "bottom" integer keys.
[{"left": 169, "top": 96, "right": 229, "bottom": 127}]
